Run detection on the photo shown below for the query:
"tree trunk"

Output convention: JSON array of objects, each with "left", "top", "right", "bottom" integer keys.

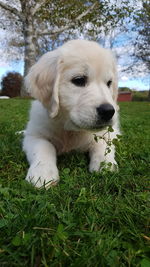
[
  {"left": 23, "top": 20, "right": 37, "bottom": 76},
  {"left": 21, "top": 17, "right": 38, "bottom": 96}
]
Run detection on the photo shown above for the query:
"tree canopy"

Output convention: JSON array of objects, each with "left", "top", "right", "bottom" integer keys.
[
  {"left": 134, "top": 0, "right": 150, "bottom": 71},
  {"left": 0, "top": 0, "right": 132, "bottom": 75}
]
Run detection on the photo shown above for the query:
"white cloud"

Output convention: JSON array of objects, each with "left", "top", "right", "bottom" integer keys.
[{"left": 120, "top": 76, "right": 129, "bottom": 81}]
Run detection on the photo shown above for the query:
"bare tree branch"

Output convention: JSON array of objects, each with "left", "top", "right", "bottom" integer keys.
[
  {"left": 31, "top": 0, "right": 47, "bottom": 16},
  {"left": 0, "top": 1, "right": 23, "bottom": 21},
  {"left": 38, "top": 2, "right": 97, "bottom": 36},
  {"left": 75, "top": 2, "right": 97, "bottom": 21}
]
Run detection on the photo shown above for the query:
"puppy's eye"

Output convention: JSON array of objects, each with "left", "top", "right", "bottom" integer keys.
[
  {"left": 71, "top": 76, "right": 87, "bottom": 87},
  {"left": 107, "top": 80, "right": 112, "bottom": 87}
]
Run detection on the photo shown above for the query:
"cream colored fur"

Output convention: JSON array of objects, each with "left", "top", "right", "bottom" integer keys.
[{"left": 23, "top": 39, "right": 120, "bottom": 188}]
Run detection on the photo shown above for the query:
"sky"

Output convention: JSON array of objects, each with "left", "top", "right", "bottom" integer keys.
[{"left": 0, "top": 1, "right": 149, "bottom": 91}]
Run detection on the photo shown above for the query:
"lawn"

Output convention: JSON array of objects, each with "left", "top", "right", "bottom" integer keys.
[{"left": 0, "top": 100, "right": 150, "bottom": 267}]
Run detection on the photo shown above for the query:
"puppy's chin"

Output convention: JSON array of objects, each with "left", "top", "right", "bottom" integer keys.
[
  {"left": 64, "top": 119, "right": 81, "bottom": 131},
  {"left": 64, "top": 118, "right": 112, "bottom": 132}
]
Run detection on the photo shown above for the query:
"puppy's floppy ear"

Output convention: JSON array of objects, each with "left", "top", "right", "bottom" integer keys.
[
  {"left": 111, "top": 54, "right": 118, "bottom": 103},
  {"left": 112, "top": 77, "right": 118, "bottom": 102},
  {"left": 112, "top": 68, "right": 120, "bottom": 111},
  {"left": 25, "top": 50, "right": 61, "bottom": 118}
]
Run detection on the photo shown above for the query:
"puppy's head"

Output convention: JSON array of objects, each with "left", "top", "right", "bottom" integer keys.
[{"left": 25, "top": 39, "right": 118, "bottom": 130}]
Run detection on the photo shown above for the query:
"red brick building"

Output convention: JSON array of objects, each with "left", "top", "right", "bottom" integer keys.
[{"left": 118, "top": 91, "right": 132, "bottom": 102}]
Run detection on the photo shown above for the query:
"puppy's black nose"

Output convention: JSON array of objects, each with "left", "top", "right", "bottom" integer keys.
[{"left": 96, "top": 103, "right": 115, "bottom": 121}]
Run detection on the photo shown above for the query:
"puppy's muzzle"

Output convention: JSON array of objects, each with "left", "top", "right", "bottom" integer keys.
[{"left": 96, "top": 103, "right": 115, "bottom": 122}]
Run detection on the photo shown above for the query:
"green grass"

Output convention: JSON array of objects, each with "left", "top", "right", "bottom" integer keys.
[{"left": 0, "top": 100, "right": 150, "bottom": 267}]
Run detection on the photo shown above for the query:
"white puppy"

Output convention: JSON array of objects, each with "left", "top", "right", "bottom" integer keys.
[{"left": 23, "top": 39, "right": 120, "bottom": 188}]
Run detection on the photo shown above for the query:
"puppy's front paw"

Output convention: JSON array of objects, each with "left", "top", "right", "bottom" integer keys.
[
  {"left": 26, "top": 162, "right": 59, "bottom": 189},
  {"left": 89, "top": 159, "right": 118, "bottom": 173},
  {"left": 89, "top": 160, "right": 100, "bottom": 173},
  {"left": 100, "top": 160, "right": 118, "bottom": 172}
]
